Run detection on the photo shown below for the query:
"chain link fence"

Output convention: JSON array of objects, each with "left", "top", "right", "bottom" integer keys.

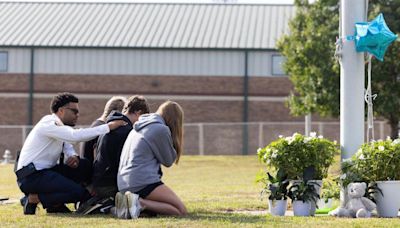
[{"left": 0, "top": 121, "right": 391, "bottom": 160}]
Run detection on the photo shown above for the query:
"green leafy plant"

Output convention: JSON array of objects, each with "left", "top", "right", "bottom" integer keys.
[
  {"left": 256, "top": 169, "right": 290, "bottom": 201},
  {"left": 257, "top": 132, "right": 339, "bottom": 180},
  {"left": 349, "top": 138, "right": 400, "bottom": 182},
  {"left": 288, "top": 167, "right": 320, "bottom": 204},
  {"left": 320, "top": 176, "right": 340, "bottom": 203},
  {"left": 365, "top": 182, "right": 383, "bottom": 204}
]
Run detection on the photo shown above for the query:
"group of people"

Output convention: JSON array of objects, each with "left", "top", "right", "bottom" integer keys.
[{"left": 15, "top": 92, "right": 187, "bottom": 219}]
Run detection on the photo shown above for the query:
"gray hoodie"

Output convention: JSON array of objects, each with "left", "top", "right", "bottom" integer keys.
[{"left": 117, "top": 113, "right": 177, "bottom": 193}]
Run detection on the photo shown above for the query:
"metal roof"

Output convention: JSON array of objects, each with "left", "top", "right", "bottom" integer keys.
[{"left": 0, "top": 2, "right": 295, "bottom": 50}]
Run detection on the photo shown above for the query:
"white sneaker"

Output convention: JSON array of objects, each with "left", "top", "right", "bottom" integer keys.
[
  {"left": 125, "top": 191, "right": 141, "bottom": 219},
  {"left": 115, "top": 192, "right": 130, "bottom": 219}
]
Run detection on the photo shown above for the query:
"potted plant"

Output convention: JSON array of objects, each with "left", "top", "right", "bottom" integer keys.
[
  {"left": 257, "top": 132, "right": 338, "bottom": 215},
  {"left": 256, "top": 169, "right": 290, "bottom": 216},
  {"left": 288, "top": 167, "right": 320, "bottom": 216},
  {"left": 348, "top": 138, "right": 400, "bottom": 217},
  {"left": 257, "top": 132, "right": 339, "bottom": 180}
]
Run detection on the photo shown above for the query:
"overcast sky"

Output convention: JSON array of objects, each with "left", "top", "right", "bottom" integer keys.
[{"left": 6, "top": 0, "right": 296, "bottom": 4}]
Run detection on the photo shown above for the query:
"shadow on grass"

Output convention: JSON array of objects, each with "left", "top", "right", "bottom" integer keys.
[
  {"left": 46, "top": 210, "right": 268, "bottom": 224},
  {"left": 179, "top": 210, "right": 267, "bottom": 224}
]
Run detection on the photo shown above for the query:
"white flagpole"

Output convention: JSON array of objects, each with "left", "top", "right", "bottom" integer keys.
[{"left": 340, "top": 0, "right": 366, "bottom": 160}]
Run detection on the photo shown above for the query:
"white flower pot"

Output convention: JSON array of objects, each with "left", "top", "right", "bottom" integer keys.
[
  {"left": 309, "top": 180, "right": 322, "bottom": 215},
  {"left": 375, "top": 181, "right": 400, "bottom": 218},
  {"left": 293, "top": 200, "right": 311, "bottom": 216},
  {"left": 292, "top": 179, "right": 322, "bottom": 216},
  {"left": 268, "top": 199, "right": 287, "bottom": 216}
]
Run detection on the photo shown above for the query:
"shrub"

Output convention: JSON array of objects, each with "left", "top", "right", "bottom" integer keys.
[
  {"left": 349, "top": 138, "right": 400, "bottom": 182},
  {"left": 257, "top": 132, "right": 339, "bottom": 180}
]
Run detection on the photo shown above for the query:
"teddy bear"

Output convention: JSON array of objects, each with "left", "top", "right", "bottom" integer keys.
[{"left": 329, "top": 182, "right": 376, "bottom": 218}]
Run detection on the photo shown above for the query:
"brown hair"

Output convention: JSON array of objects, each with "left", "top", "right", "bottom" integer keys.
[
  {"left": 156, "top": 101, "right": 184, "bottom": 164},
  {"left": 123, "top": 95, "right": 150, "bottom": 115}
]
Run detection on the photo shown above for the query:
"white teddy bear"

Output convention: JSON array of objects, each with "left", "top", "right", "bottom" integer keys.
[{"left": 329, "top": 182, "right": 376, "bottom": 218}]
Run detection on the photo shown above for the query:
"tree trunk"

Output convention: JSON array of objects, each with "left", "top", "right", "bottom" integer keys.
[{"left": 389, "top": 119, "right": 399, "bottom": 139}]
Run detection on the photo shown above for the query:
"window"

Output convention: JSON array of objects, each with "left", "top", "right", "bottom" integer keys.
[
  {"left": 271, "top": 55, "right": 286, "bottom": 76},
  {"left": 0, "top": 52, "right": 8, "bottom": 72}
]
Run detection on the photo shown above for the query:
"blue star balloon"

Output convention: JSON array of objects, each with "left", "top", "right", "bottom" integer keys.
[{"left": 354, "top": 13, "right": 397, "bottom": 61}]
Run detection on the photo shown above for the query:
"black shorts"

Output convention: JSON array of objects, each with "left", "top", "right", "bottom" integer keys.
[{"left": 135, "top": 181, "right": 164, "bottom": 199}]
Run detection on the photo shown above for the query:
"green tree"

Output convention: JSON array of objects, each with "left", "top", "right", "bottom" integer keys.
[
  {"left": 277, "top": 0, "right": 340, "bottom": 118},
  {"left": 278, "top": 0, "right": 400, "bottom": 139},
  {"left": 369, "top": 1, "right": 400, "bottom": 139}
]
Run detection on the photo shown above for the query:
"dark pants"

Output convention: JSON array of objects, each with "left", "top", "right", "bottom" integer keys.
[
  {"left": 17, "top": 159, "right": 92, "bottom": 208},
  {"left": 93, "top": 185, "right": 118, "bottom": 199}
]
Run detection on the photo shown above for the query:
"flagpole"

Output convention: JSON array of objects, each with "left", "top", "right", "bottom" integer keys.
[{"left": 340, "top": 0, "right": 366, "bottom": 160}]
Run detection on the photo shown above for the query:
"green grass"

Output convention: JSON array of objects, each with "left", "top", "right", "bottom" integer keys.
[{"left": 1, "top": 155, "right": 400, "bottom": 227}]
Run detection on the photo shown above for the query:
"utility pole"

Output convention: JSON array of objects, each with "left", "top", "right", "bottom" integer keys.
[{"left": 340, "top": 0, "right": 366, "bottom": 161}]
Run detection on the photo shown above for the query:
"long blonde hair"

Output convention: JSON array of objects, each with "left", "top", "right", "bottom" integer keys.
[{"left": 156, "top": 101, "right": 184, "bottom": 164}]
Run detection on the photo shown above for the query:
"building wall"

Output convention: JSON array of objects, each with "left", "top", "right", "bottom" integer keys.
[
  {"left": 1, "top": 47, "right": 359, "bottom": 157},
  {"left": 0, "top": 47, "right": 293, "bottom": 125},
  {"left": 0, "top": 48, "right": 283, "bottom": 77},
  {"left": 0, "top": 91, "right": 295, "bottom": 125}
]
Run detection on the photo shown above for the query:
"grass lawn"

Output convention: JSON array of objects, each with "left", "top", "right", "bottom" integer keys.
[{"left": 1, "top": 155, "right": 400, "bottom": 227}]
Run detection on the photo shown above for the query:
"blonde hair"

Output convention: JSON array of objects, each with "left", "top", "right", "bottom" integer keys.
[
  {"left": 101, "top": 96, "right": 127, "bottom": 121},
  {"left": 156, "top": 101, "right": 184, "bottom": 164}
]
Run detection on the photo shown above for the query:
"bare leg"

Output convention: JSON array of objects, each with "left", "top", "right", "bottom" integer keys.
[{"left": 139, "top": 184, "right": 187, "bottom": 216}]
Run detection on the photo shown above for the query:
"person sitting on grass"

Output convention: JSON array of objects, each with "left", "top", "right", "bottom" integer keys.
[
  {"left": 15, "top": 92, "right": 126, "bottom": 215},
  {"left": 80, "top": 96, "right": 127, "bottom": 164},
  {"left": 76, "top": 95, "right": 150, "bottom": 214},
  {"left": 115, "top": 101, "right": 187, "bottom": 219}
]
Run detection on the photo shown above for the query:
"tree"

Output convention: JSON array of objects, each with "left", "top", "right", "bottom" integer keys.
[
  {"left": 278, "top": 0, "right": 400, "bottom": 139},
  {"left": 369, "top": 1, "right": 400, "bottom": 139},
  {"left": 277, "top": 0, "right": 340, "bottom": 118}
]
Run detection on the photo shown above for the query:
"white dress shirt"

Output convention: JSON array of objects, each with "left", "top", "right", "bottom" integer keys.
[{"left": 17, "top": 114, "right": 110, "bottom": 171}]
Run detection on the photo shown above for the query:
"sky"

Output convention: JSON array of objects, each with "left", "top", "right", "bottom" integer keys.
[{"left": 5, "top": 0, "right": 296, "bottom": 4}]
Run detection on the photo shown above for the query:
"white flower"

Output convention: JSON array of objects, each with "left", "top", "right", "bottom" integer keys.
[
  {"left": 271, "top": 153, "right": 277, "bottom": 159},
  {"left": 263, "top": 153, "right": 268, "bottom": 160},
  {"left": 340, "top": 173, "right": 347, "bottom": 180},
  {"left": 342, "top": 158, "right": 352, "bottom": 162},
  {"left": 303, "top": 137, "right": 311, "bottom": 143},
  {"left": 257, "top": 148, "right": 262, "bottom": 155},
  {"left": 378, "top": 146, "right": 385, "bottom": 151},
  {"left": 393, "top": 139, "right": 400, "bottom": 145},
  {"left": 333, "top": 140, "right": 337, "bottom": 144},
  {"left": 318, "top": 135, "right": 324, "bottom": 139},
  {"left": 356, "top": 148, "right": 365, "bottom": 159},
  {"left": 285, "top": 137, "right": 294, "bottom": 145},
  {"left": 278, "top": 135, "right": 283, "bottom": 138},
  {"left": 386, "top": 136, "right": 392, "bottom": 140},
  {"left": 310, "top": 132, "right": 317, "bottom": 137}
]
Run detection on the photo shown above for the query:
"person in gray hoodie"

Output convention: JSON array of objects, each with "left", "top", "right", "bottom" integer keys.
[
  {"left": 117, "top": 101, "right": 187, "bottom": 219},
  {"left": 75, "top": 95, "right": 149, "bottom": 215}
]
